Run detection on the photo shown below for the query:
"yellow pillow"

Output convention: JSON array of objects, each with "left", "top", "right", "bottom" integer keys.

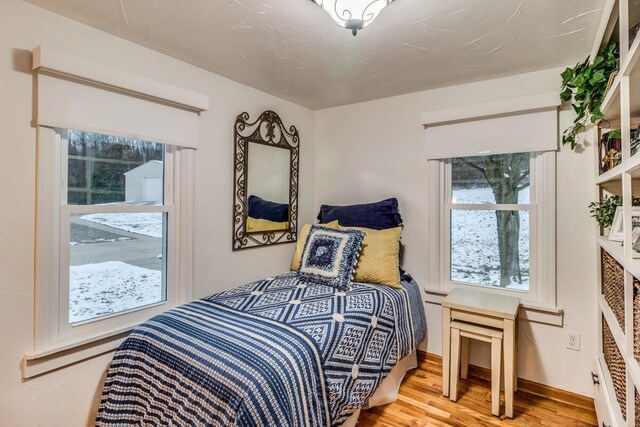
[
  {"left": 247, "top": 217, "right": 289, "bottom": 232},
  {"left": 290, "top": 221, "right": 340, "bottom": 271},
  {"left": 337, "top": 224, "right": 402, "bottom": 289}
]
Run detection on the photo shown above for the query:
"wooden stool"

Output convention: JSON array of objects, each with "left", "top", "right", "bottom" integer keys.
[
  {"left": 442, "top": 288, "right": 520, "bottom": 418},
  {"left": 449, "top": 320, "right": 503, "bottom": 416}
]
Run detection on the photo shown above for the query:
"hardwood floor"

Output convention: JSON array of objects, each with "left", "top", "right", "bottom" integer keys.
[{"left": 358, "top": 353, "right": 597, "bottom": 427}]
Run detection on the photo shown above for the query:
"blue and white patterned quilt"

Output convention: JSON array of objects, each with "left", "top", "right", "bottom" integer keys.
[{"left": 96, "top": 272, "right": 426, "bottom": 426}]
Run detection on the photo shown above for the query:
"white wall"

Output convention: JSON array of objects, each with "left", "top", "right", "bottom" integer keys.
[
  {"left": 313, "top": 68, "right": 598, "bottom": 397},
  {"left": 0, "top": 1, "right": 600, "bottom": 424},
  {"left": 0, "top": 0, "right": 315, "bottom": 425}
]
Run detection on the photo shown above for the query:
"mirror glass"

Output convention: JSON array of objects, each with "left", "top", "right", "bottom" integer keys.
[
  {"left": 246, "top": 142, "right": 290, "bottom": 233},
  {"left": 233, "top": 110, "right": 299, "bottom": 251}
]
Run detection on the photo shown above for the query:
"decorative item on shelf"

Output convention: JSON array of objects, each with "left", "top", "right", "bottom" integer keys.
[
  {"left": 599, "top": 129, "right": 623, "bottom": 174},
  {"left": 630, "top": 22, "right": 640, "bottom": 47},
  {"left": 599, "top": 133, "right": 610, "bottom": 174},
  {"left": 609, "top": 206, "right": 640, "bottom": 249},
  {"left": 632, "top": 125, "right": 640, "bottom": 157},
  {"left": 603, "top": 148, "right": 618, "bottom": 171},
  {"left": 632, "top": 211, "right": 640, "bottom": 259},
  {"left": 633, "top": 230, "right": 640, "bottom": 258},
  {"left": 560, "top": 42, "right": 619, "bottom": 149},
  {"left": 311, "top": 0, "right": 394, "bottom": 36},
  {"left": 590, "top": 196, "right": 640, "bottom": 249},
  {"left": 590, "top": 195, "right": 624, "bottom": 232}
]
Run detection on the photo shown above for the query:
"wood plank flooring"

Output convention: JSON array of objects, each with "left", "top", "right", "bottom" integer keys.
[{"left": 358, "top": 353, "right": 598, "bottom": 427}]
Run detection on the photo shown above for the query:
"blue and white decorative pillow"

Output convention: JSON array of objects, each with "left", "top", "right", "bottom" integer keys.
[{"left": 297, "top": 225, "right": 365, "bottom": 291}]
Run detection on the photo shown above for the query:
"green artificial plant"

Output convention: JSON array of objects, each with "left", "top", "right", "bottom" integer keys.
[
  {"left": 608, "top": 129, "right": 622, "bottom": 139},
  {"left": 589, "top": 195, "right": 640, "bottom": 228},
  {"left": 560, "top": 42, "right": 619, "bottom": 149}
]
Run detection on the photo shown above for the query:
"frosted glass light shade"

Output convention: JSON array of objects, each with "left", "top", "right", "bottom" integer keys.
[{"left": 312, "top": 0, "right": 394, "bottom": 35}]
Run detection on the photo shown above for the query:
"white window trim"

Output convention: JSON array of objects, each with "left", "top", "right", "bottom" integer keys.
[
  {"left": 25, "top": 127, "right": 194, "bottom": 378},
  {"left": 425, "top": 151, "right": 561, "bottom": 325}
]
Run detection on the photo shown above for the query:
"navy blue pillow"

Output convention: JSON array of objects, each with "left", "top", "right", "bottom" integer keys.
[
  {"left": 247, "top": 195, "right": 289, "bottom": 222},
  {"left": 317, "top": 198, "right": 403, "bottom": 230}
]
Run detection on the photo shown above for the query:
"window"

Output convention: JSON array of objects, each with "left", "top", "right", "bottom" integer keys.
[
  {"left": 65, "top": 130, "right": 168, "bottom": 324},
  {"left": 427, "top": 151, "right": 556, "bottom": 308},
  {"left": 36, "top": 128, "right": 193, "bottom": 350},
  {"left": 27, "top": 47, "right": 205, "bottom": 376},
  {"left": 449, "top": 153, "right": 530, "bottom": 290}
]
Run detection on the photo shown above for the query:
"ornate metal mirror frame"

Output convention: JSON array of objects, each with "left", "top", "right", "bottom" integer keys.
[{"left": 233, "top": 110, "right": 299, "bottom": 250}]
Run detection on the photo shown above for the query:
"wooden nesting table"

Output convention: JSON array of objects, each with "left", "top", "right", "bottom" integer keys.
[{"left": 442, "top": 288, "right": 520, "bottom": 418}]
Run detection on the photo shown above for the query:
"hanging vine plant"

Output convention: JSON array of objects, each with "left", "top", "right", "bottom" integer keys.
[{"left": 560, "top": 41, "right": 619, "bottom": 149}]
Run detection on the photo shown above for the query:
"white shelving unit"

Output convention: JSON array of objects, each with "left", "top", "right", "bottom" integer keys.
[{"left": 594, "top": 1, "right": 640, "bottom": 426}]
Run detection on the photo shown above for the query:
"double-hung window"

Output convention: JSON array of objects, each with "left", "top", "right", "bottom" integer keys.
[
  {"left": 422, "top": 97, "right": 560, "bottom": 321},
  {"left": 448, "top": 153, "right": 531, "bottom": 290},
  {"left": 29, "top": 47, "right": 205, "bottom": 366},
  {"left": 427, "top": 150, "right": 556, "bottom": 308},
  {"left": 35, "top": 128, "right": 193, "bottom": 350}
]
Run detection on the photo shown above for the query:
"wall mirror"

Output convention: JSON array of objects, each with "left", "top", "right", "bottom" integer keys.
[{"left": 233, "top": 110, "right": 299, "bottom": 250}]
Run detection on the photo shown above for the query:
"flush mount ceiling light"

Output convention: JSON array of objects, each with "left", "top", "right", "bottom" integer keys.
[{"left": 312, "top": 0, "right": 394, "bottom": 36}]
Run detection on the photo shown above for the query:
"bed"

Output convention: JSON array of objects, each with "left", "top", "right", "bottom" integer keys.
[{"left": 95, "top": 272, "right": 426, "bottom": 426}]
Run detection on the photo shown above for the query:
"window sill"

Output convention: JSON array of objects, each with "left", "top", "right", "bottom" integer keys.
[
  {"left": 423, "top": 288, "right": 564, "bottom": 327},
  {"left": 22, "top": 327, "right": 134, "bottom": 379}
]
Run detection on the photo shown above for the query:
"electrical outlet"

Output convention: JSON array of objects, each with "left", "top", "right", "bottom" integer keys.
[{"left": 567, "top": 331, "right": 580, "bottom": 351}]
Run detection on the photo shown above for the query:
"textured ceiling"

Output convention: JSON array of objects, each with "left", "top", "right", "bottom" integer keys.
[{"left": 24, "top": 0, "right": 605, "bottom": 110}]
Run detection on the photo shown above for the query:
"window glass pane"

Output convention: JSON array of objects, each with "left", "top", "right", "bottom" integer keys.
[
  {"left": 450, "top": 209, "right": 529, "bottom": 290},
  {"left": 67, "top": 130, "right": 164, "bottom": 205},
  {"left": 69, "top": 212, "right": 166, "bottom": 324},
  {"left": 451, "top": 153, "right": 530, "bottom": 204}
]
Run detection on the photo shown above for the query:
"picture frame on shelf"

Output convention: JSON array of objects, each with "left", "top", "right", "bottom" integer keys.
[
  {"left": 609, "top": 206, "right": 622, "bottom": 241},
  {"left": 633, "top": 216, "right": 640, "bottom": 259},
  {"left": 609, "top": 206, "right": 640, "bottom": 245},
  {"left": 632, "top": 125, "right": 640, "bottom": 157}
]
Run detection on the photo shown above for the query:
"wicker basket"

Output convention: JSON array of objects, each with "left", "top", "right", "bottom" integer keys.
[
  {"left": 635, "top": 279, "right": 640, "bottom": 367},
  {"left": 602, "top": 250, "right": 625, "bottom": 330},
  {"left": 636, "top": 390, "right": 640, "bottom": 427},
  {"left": 603, "top": 315, "right": 627, "bottom": 420}
]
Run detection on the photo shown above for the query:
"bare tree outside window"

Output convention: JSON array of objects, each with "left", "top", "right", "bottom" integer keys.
[{"left": 450, "top": 153, "right": 530, "bottom": 289}]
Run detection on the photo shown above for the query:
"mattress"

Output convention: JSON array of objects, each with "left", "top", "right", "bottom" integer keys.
[{"left": 96, "top": 272, "right": 426, "bottom": 426}]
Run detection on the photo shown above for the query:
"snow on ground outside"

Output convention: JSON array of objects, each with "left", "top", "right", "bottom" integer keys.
[
  {"left": 451, "top": 187, "right": 529, "bottom": 290},
  {"left": 70, "top": 187, "right": 528, "bottom": 321},
  {"left": 81, "top": 212, "right": 163, "bottom": 238},
  {"left": 70, "top": 261, "right": 162, "bottom": 323}
]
